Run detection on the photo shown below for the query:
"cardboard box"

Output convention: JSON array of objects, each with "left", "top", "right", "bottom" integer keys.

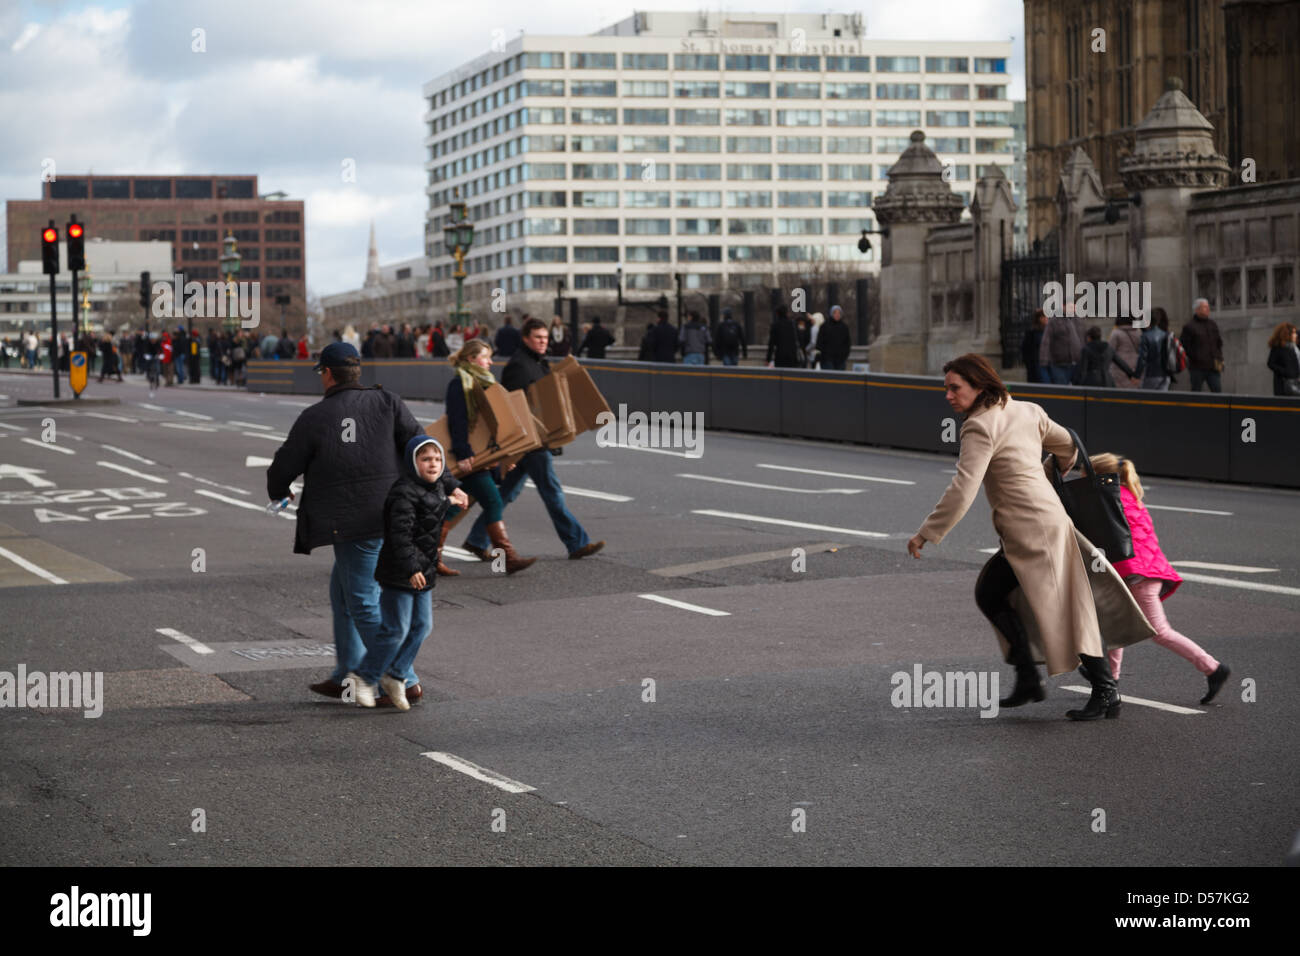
[
  {"left": 527, "top": 371, "right": 577, "bottom": 447},
  {"left": 549, "top": 356, "right": 612, "bottom": 434},
  {"left": 424, "top": 413, "right": 495, "bottom": 474}
]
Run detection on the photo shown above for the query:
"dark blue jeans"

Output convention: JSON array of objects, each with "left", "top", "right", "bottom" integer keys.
[
  {"left": 356, "top": 587, "right": 433, "bottom": 688},
  {"left": 464, "top": 449, "right": 590, "bottom": 555},
  {"left": 1188, "top": 368, "right": 1222, "bottom": 392}
]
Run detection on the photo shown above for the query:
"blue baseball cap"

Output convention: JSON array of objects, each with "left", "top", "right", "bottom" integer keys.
[{"left": 313, "top": 341, "right": 360, "bottom": 371}]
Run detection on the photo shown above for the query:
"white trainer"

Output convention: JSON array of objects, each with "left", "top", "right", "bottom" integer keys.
[
  {"left": 347, "top": 672, "right": 377, "bottom": 708},
  {"left": 380, "top": 675, "right": 410, "bottom": 711}
]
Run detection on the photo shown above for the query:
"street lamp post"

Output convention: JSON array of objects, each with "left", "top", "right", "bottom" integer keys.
[
  {"left": 219, "top": 231, "right": 241, "bottom": 336},
  {"left": 442, "top": 190, "right": 474, "bottom": 327}
]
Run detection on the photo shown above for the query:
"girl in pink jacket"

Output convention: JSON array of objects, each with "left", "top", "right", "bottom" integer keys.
[{"left": 1090, "top": 453, "right": 1230, "bottom": 705}]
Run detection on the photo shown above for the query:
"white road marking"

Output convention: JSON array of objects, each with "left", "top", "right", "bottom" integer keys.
[
  {"left": 136, "top": 402, "right": 168, "bottom": 412},
  {"left": 278, "top": 400, "right": 312, "bottom": 408},
  {"left": 229, "top": 421, "right": 272, "bottom": 430},
  {"left": 161, "top": 422, "right": 218, "bottom": 432},
  {"left": 652, "top": 542, "right": 842, "bottom": 576},
  {"left": 0, "top": 544, "right": 68, "bottom": 585},
  {"left": 1145, "top": 504, "right": 1233, "bottom": 516},
  {"left": 81, "top": 411, "right": 139, "bottom": 423},
  {"left": 21, "top": 437, "right": 74, "bottom": 455},
  {"left": 421, "top": 752, "right": 537, "bottom": 794},
  {"left": 1061, "top": 686, "right": 1202, "bottom": 715},
  {"left": 0, "top": 422, "right": 23, "bottom": 431},
  {"left": 100, "top": 444, "right": 156, "bottom": 465},
  {"left": 607, "top": 442, "right": 697, "bottom": 458},
  {"left": 1171, "top": 561, "right": 1276, "bottom": 574},
  {"left": 0, "top": 464, "right": 54, "bottom": 487},
  {"left": 522, "top": 479, "right": 631, "bottom": 502},
  {"left": 638, "top": 593, "right": 731, "bottom": 616},
  {"left": 179, "top": 472, "right": 250, "bottom": 495},
  {"left": 441, "top": 546, "right": 478, "bottom": 562},
  {"left": 97, "top": 460, "right": 167, "bottom": 484},
  {"left": 1176, "top": 572, "right": 1300, "bottom": 597},
  {"left": 170, "top": 410, "right": 214, "bottom": 420},
  {"left": 757, "top": 463, "right": 916, "bottom": 486},
  {"left": 245, "top": 455, "right": 273, "bottom": 467},
  {"left": 157, "top": 627, "right": 214, "bottom": 655},
  {"left": 195, "top": 488, "right": 295, "bottom": 519},
  {"left": 692, "top": 509, "right": 890, "bottom": 539},
  {"left": 243, "top": 432, "right": 287, "bottom": 441},
  {"left": 678, "top": 473, "right": 863, "bottom": 495}
]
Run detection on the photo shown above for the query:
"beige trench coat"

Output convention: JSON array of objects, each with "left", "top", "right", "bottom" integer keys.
[{"left": 917, "top": 398, "right": 1155, "bottom": 676}]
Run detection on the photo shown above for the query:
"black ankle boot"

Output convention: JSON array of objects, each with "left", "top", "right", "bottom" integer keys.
[
  {"left": 1067, "top": 654, "right": 1118, "bottom": 721},
  {"left": 1201, "top": 664, "right": 1230, "bottom": 705},
  {"left": 994, "top": 610, "right": 1044, "bottom": 707},
  {"left": 1077, "top": 663, "right": 1121, "bottom": 717}
]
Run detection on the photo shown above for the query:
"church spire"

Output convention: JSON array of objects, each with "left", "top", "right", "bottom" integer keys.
[{"left": 364, "top": 220, "right": 380, "bottom": 288}]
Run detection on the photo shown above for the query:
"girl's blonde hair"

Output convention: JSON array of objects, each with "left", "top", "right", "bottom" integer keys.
[
  {"left": 1089, "top": 452, "right": 1144, "bottom": 500},
  {"left": 449, "top": 337, "right": 492, "bottom": 367}
]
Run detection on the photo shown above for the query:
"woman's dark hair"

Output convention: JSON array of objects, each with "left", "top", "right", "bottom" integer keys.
[
  {"left": 941, "top": 353, "right": 1009, "bottom": 412},
  {"left": 1086, "top": 325, "right": 1102, "bottom": 341},
  {"left": 1151, "top": 306, "right": 1168, "bottom": 331},
  {"left": 1033, "top": 308, "right": 1047, "bottom": 328}
]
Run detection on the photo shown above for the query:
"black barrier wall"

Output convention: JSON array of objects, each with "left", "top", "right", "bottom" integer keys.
[{"left": 246, "top": 359, "right": 1300, "bottom": 489}]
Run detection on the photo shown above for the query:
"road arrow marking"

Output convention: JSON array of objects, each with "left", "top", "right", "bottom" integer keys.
[{"left": 0, "top": 464, "right": 55, "bottom": 488}]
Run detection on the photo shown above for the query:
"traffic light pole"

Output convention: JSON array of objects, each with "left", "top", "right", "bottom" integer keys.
[
  {"left": 70, "top": 268, "right": 79, "bottom": 400},
  {"left": 48, "top": 273, "right": 60, "bottom": 400}
]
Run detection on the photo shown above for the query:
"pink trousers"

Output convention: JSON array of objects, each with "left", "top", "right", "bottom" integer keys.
[{"left": 1108, "top": 577, "right": 1219, "bottom": 679}]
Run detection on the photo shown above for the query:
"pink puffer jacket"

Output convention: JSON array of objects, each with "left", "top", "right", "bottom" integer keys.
[{"left": 1112, "top": 486, "right": 1182, "bottom": 600}]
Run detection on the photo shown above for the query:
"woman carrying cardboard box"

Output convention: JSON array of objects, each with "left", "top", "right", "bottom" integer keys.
[{"left": 442, "top": 339, "right": 536, "bottom": 575}]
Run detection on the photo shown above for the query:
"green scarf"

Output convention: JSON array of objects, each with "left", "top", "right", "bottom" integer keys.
[{"left": 455, "top": 363, "right": 497, "bottom": 423}]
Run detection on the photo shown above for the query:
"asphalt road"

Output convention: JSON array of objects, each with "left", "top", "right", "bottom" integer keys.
[{"left": 0, "top": 367, "right": 1296, "bottom": 867}]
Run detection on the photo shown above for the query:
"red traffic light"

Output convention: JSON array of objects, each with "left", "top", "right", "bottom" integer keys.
[
  {"left": 43, "top": 227, "right": 57, "bottom": 243},
  {"left": 68, "top": 223, "right": 83, "bottom": 239}
]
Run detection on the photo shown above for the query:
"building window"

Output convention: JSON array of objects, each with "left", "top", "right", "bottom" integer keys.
[
  {"left": 777, "top": 136, "right": 822, "bottom": 153},
  {"left": 624, "top": 191, "right": 671, "bottom": 208},
  {"left": 572, "top": 218, "right": 618, "bottom": 235},
  {"left": 572, "top": 190, "right": 618, "bottom": 208},
  {"left": 524, "top": 80, "right": 565, "bottom": 96},
  {"left": 523, "top": 246, "right": 567, "bottom": 263},
  {"left": 571, "top": 108, "right": 616, "bottom": 125},
  {"left": 975, "top": 85, "right": 1007, "bottom": 100},
  {"left": 825, "top": 56, "right": 871, "bottom": 72},
  {"left": 974, "top": 110, "right": 1011, "bottom": 127},
  {"left": 675, "top": 136, "right": 721, "bottom": 153},
  {"left": 726, "top": 163, "right": 772, "bottom": 179},
  {"left": 522, "top": 163, "right": 566, "bottom": 179},
  {"left": 572, "top": 163, "right": 618, "bottom": 179},
  {"left": 777, "top": 82, "right": 821, "bottom": 99},
  {"left": 976, "top": 164, "right": 1009, "bottom": 178},
  {"left": 925, "top": 57, "right": 968, "bottom": 73},
  {"left": 622, "top": 108, "right": 667, "bottom": 125},
  {"left": 931, "top": 137, "right": 970, "bottom": 152},
  {"left": 677, "top": 163, "right": 722, "bottom": 180},
  {"left": 523, "top": 52, "right": 564, "bottom": 68},
  {"left": 778, "top": 163, "right": 821, "bottom": 180},
  {"left": 677, "top": 218, "right": 722, "bottom": 235},
  {"left": 974, "top": 57, "right": 1007, "bottom": 74},
  {"left": 876, "top": 84, "right": 920, "bottom": 100},
  {"left": 778, "top": 191, "right": 822, "bottom": 207},
  {"left": 625, "top": 218, "right": 671, "bottom": 235},
  {"left": 176, "top": 179, "right": 213, "bottom": 199},
  {"left": 573, "top": 274, "right": 619, "bottom": 290},
  {"left": 525, "top": 107, "right": 565, "bottom": 124},
  {"left": 678, "top": 245, "right": 722, "bottom": 262},
  {"left": 724, "top": 81, "right": 770, "bottom": 98},
  {"left": 776, "top": 55, "right": 821, "bottom": 72},
  {"left": 623, "top": 135, "right": 670, "bottom": 153},
  {"left": 877, "top": 109, "right": 921, "bottom": 127},
  {"left": 726, "top": 136, "right": 772, "bottom": 153},
  {"left": 777, "top": 218, "right": 822, "bottom": 235},
  {"left": 573, "top": 246, "right": 619, "bottom": 263},
  {"left": 571, "top": 135, "right": 617, "bottom": 151},
  {"left": 826, "top": 136, "right": 872, "bottom": 153},
  {"left": 876, "top": 56, "right": 920, "bottom": 72},
  {"left": 624, "top": 53, "right": 668, "bottom": 70},
  {"left": 677, "top": 108, "right": 721, "bottom": 125},
  {"left": 776, "top": 109, "right": 821, "bottom": 126},
  {"left": 675, "top": 80, "right": 720, "bottom": 98},
  {"left": 526, "top": 191, "right": 567, "bottom": 207},
  {"left": 626, "top": 245, "right": 671, "bottom": 262},
  {"left": 827, "top": 109, "right": 871, "bottom": 126},
  {"left": 133, "top": 179, "right": 172, "bottom": 199},
  {"left": 725, "top": 54, "right": 770, "bottom": 71},
  {"left": 623, "top": 80, "right": 668, "bottom": 97},
  {"left": 572, "top": 52, "right": 616, "bottom": 69},
  {"left": 523, "top": 218, "right": 567, "bottom": 235},
  {"left": 625, "top": 272, "right": 673, "bottom": 290},
  {"left": 778, "top": 245, "right": 818, "bottom": 261},
  {"left": 927, "top": 110, "right": 970, "bottom": 127},
  {"left": 825, "top": 82, "right": 871, "bottom": 100},
  {"left": 523, "top": 134, "right": 566, "bottom": 152},
  {"left": 726, "top": 190, "right": 773, "bottom": 207},
  {"left": 827, "top": 163, "right": 872, "bottom": 180},
  {"left": 625, "top": 162, "right": 671, "bottom": 181},
  {"left": 727, "top": 245, "right": 772, "bottom": 261},
  {"left": 675, "top": 53, "right": 719, "bottom": 70},
  {"left": 829, "top": 217, "right": 874, "bottom": 232},
  {"left": 727, "top": 218, "right": 772, "bottom": 234},
  {"left": 676, "top": 191, "right": 721, "bottom": 207}
]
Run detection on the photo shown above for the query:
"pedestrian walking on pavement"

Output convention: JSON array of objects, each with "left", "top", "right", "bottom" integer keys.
[
  {"left": 1107, "top": 316, "right": 1143, "bottom": 388},
  {"left": 460, "top": 318, "right": 605, "bottom": 562},
  {"left": 1039, "top": 302, "right": 1084, "bottom": 385},
  {"left": 766, "top": 304, "right": 800, "bottom": 368},
  {"left": 1180, "top": 298, "right": 1224, "bottom": 392},
  {"left": 907, "top": 354, "right": 1152, "bottom": 720},
  {"left": 1087, "top": 453, "right": 1230, "bottom": 706},
  {"left": 266, "top": 342, "right": 425, "bottom": 701},
  {"left": 649, "top": 311, "right": 678, "bottom": 363},
  {"left": 1021, "top": 309, "right": 1048, "bottom": 384},
  {"left": 1265, "top": 323, "right": 1300, "bottom": 396},
  {"left": 575, "top": 315, "right": 614, "bottom": 359},
  {"left": 1135, "top": 308, "right": 1173, "bottom": 391},
  {"left": 1075, "top": 325, "right": 1135, "bottom": 387},
  {"left": 443, "top": 339, "right": 535, "bottom": 575},
  {"left": 494, "top": 315, "right": 521, "bottom": 357},
  {"left": 712, "top": 308, "right": 747, "bottom": 366},
  {"left": 818, "top": 305, "right": 852, "bottom": 371},
  {"left": 350, "top": 436, "right": 468, "bottom": 710},
  {"left": 680, "top": 310, "right": 711, "bottom": 365}
]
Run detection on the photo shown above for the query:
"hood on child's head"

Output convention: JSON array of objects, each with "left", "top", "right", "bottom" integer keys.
[{"left": 405, "top": 435, "right": 445, "bottom": 485}]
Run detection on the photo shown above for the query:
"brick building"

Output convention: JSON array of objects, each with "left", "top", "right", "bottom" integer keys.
[{"left": 6, "top": 174, "right": 307, "bottom": 335}]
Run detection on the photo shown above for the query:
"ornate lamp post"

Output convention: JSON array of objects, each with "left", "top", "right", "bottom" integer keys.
[
  {"left": 219, "top": 231, "right": 241, "bottom": 335},
  {"left": 442, "top": 190, "right": 474, "bottom": 327}
]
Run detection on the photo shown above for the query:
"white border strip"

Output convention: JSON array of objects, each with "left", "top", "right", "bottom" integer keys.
[
  {"left": 1176, "top": 572, "right": 1300, "bottom": 596},
  {"left": 679, "top": 473, "right": 862, "bottom": 495},
  {"left": 1171, "top": 561, "right": 1276, "bottom": 574},
  {"left": 21, "top": 437, "right": 74, "bottom": 455},
  {"left": 1145, "top": 504, "right": 1233, "bottom": 516},
  {"left": 757, "top": 462, "right": 915, "bottom": 485},
  {"left": 522, "top": 479, "right": 631, "bottom": 502},
  {"left": 422, "top": 752, "right": 537, "bottom": 794},
  {"left": 157, "top": 627, "right": 214, "bottom": 655},
  {"left": 692, "top": 509, "right": 889, "bottom": 539},
  {"left": 638, "top": 593, "right": 730, "bottom": 616},
  {"left": 101, "top": 444, "right": 156, "bottom": 464},
  {"left": 0, "top": 544, "right": 68, "bottom": 585},
  {"left": 97, "top": 460, "right": 167, "bottom": 484},
  {"left": 1061, "top": 685, "right": 1203, "bottom": 715},
  {"left": 195, "top": 487, "right": 295, "bottom": 520}
]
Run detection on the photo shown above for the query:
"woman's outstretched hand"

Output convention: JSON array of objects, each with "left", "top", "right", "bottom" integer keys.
[{"left": 907, "top": 534, "right": 926, "bottom": 559}]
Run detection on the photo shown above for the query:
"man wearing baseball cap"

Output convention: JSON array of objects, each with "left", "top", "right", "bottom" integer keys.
[{"left": 268, "top": 342, "right": 426, "bottom": 700}]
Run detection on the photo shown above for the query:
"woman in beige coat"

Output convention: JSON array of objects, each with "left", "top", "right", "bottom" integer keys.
[{"left": 907, "top": 354, "right": 1149, "bottom": 720}]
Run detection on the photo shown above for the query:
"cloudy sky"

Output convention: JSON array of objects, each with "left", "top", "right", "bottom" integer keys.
[{"left": 0, "top": 0, "right": 1025, "bottom": 296}]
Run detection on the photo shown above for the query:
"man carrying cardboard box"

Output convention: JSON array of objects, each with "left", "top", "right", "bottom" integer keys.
[{"left": 461, "top": 318, "right": 606, "bottom": 561}]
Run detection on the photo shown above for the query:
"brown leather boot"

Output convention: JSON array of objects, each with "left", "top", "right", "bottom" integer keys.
[
  {"left": 486, "top": 521, "right": 536, "bottom": 574},
  {"left": 435, "top": 522, "right": 460, "bottom": 576}
]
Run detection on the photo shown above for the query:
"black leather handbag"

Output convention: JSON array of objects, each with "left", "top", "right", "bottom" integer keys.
[{"left": 1046, "top": 429, "right": 1134, "bottom": 561}]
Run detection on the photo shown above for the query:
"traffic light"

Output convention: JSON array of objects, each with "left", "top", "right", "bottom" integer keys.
[
  {"left": 41, "top": 221, "right": 59, "bottom": 275},
  {"left": 67, "top": 216, "right": 85, "bottom": 271},
  {"left": 140, "top": 271, "right": 151, "bottom": 309}
]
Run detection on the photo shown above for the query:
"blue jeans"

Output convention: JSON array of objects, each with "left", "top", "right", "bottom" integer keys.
[
  {"left": 720, "top": 354, "right": 738, "bottom": 366},
  {"left": 1047, "top": 364, "right": 1075, "bottom": 385},
  {"left": 356, "top": 587, "right": 433, "bottom": 687},
  {"left": 1188, "top": 368, "right": 1222, "bottom": 392},
  {"left": 464, "top": 449, "right": 590, "bottom": 555},
  {"left": 822, "top": 358, "right": 846, "bottom": 371},
  {"left": 683, "top": 352, "right": 705, "bottom": 365},
  {"left": 328, "top": 538, "right": 406, "bottom": 684},
  {"left": 175, "top": 358, "right": 186, "bottom": 384}
]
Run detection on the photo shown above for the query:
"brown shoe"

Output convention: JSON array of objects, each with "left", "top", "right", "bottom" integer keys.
[
  {"left": 309, "top": 679, "right": 345, "bottom": 699},
  {"left": 436, "top": 524, "right": 460, "bottom": 576},
  {"left": 569, "top": 541, "right": 605, "bottom": 560},
  {"left": 461, "top": 541, "right": 492, "bottom": 562},
  {"left": 486, "top": 521, "right": 536, "bottom": 574}
]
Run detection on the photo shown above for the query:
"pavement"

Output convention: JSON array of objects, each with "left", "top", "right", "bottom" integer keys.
[{"left": 0, "top": 367, "right": 1296, "bottom": 866}]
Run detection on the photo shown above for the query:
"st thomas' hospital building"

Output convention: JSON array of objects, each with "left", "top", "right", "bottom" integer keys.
[{"left": 416, "top": 11, "right": 1017, "bottom": 322}]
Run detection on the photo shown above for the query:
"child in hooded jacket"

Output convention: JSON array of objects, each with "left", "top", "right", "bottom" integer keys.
[
  {"left": 349, "top": 435, "right": 467, "bottom": 710},
  {"left": 1090, "top": 453, "right": 1230, "bottom": 705}
]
